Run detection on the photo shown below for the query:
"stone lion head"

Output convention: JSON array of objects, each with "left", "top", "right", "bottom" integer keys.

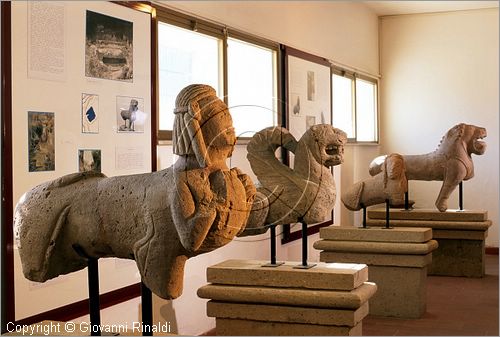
[
  {"left": 306, "top": 124, "right": 347, "bottom": 168},
  {"left": 445, "top": 123, "right": 487, "bottom": 156}
]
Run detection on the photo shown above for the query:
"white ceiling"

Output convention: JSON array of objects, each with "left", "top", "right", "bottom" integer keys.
[{"left": 363, "top": 1, "right": 498, "bottom": 16}]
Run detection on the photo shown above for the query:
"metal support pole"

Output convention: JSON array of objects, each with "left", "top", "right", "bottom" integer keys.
[
  {"left": 385, "top": 199, "right": 392, "bottom": 229},
  {"left": 141, "top": 282, "right": 153, "bottom": 336},
  {"left": 87, "top": 258, "right": 101, "bottom": 336},
  {"left": 404, "top": 191, "right": 409, "bottom": 210},
  {"left": 361, "top": 203, "right": 367, "bottom": 228},
  {"left": 459, "top": 181, "right": 463, "bottom": 211},
  {"left": 270, "top": 225, "right": 277, "bottom": 265},
  {"left": 262, "top": 225, "right": 284, "bottom": 267},
  {"left": 301, "top": 221, "right": 307, "bottom": 266},
  {"left": 293, "top": 219, "right": 316, "bottom": 269}
]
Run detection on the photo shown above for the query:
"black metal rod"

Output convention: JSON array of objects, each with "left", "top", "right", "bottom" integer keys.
[
  {"left": 87, "top": 258, "right": 101, "bottom": 336},
  {"left": 141, "top": 282, "right": 153, "bottom": 336},
  {"left": 385, "top": 199, "right": 390, "bottom": 229},
  {"left": 301, "top": 220, "right": 307, "bottom": 266},
  {"left": 270, "top": 225, "right": 277, "bottom": 265},
  {"left": 459, "top": 181, "right": 463, "bottom": 210},
  {"left": 404, "top": 191, "right": 409, "bottom": 210},
  {"left": 361, "top": 203, "right": 367, "bottom": 228}
]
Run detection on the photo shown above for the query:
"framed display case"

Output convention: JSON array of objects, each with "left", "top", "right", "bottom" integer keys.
[{"left": 281, "top": 46, "right": 333, "bottom": 244}]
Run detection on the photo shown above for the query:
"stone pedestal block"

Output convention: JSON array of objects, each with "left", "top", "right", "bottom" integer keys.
[
  {"left": 367, "top": 208, "right": 492, "bottom": 277},
  {"left": 197, "top": 259, "right": 377, "bottom": 336},
  {"left": 314, "top": 226, "right": 437, "bottom": 318}
]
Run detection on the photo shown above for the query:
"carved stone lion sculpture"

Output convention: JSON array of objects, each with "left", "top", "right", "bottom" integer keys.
[
  {"left": 368, "top": 123, "right": 486, "bottom": 212},
  {"left": 242, "top": 125, "right": 347, "bottom": 233},
  {"left": 342, "top": 153, "right": 407, "bottom": 211},
  {"left": 14, "top": 84, "right": 255, "bottom": 299}
]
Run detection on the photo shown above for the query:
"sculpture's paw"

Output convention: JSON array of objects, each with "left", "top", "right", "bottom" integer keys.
[
  {"left": 231, "top": 168, "right": 257, "bottom": 204},
  {"left": 435, "top": 200, "right": 448, "bottom": 212},
  {"left": 238, "top": 191, "right": 269, "bottom": 237},
  {"left": 208, "top": 169, "right": 227, "bottom": 201}
]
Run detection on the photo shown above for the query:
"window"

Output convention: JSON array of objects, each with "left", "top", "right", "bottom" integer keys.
[
  {"left": 227, "top": 38, "right": 277, "bottom": 137},
  {"left": 156, "top": 9, "right": 279, "bottom": 141},
  {"left": 332, "top": 74, "right": 355, "bottom": 138},
  {"left": 355, "top": 78, "right": 377, "bottom": 142},
  {"left": 332, "top": 69, "right": 378, "bottom": 142},
  {"left": 157, "top": 22, "right": 222, "bottom": 136}
]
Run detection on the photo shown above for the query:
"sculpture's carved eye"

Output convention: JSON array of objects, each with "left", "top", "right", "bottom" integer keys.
[{"left": 325, "top": 145, "right": 339, "bottom": 155}]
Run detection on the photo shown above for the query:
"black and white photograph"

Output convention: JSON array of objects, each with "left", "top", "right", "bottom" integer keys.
[
  {"left": 85, "top": 10, "right": 133, "bottom": 81},
  {"left": 291, "top": 93, "right": 301, "bottom": 115},
  {"left": 81, "top": 93, "right": 99, "bottom": 133},
  {"left": 305, "top": 115, "right": 316, "bottom": 130},
  {"left": 287, "top": 52, "right": 331, "bottom": 139},
  {"left": 28, "top": 111, "right": 55, "bottom": 172},
  {"left": 307, "top": 70, "right": 316, "bottom": 101},
  {"left": 78, "top": 149, "right": 101, "bottom": 173},
  {"left": 116, "top": 96, "right": 145, "bottom": 132}
]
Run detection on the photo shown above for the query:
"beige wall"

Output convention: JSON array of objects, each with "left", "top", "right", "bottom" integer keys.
[
  {"left": 379, "top": 8, "right": 499, "bottom": 246},
  {"left": 164, "top": 1, "right": 380, "bottom": 75},
  {"left": 155, "top": 1, "right": 380, "bottom": 335}
]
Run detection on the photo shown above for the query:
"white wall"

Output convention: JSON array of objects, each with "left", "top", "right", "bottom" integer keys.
[
  {"left": 153, "top": 2, "right": 380, "bottom": 335},
  {"left": 379, "top": 8, "right": 499, "bottom": 246}
]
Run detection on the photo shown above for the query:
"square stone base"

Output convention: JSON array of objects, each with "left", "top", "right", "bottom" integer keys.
[
  {"left": 207, "top": 301, "right": 369, "bottom": 327},
  {"left": 320, "top": 253, "right": 427, "bottom": 318},
  {"left": 366, "top": 208, "right": 491, "bottom": 278},
  {"left": 429, "top": 238, "right": 485, "bottom": 277},
  {"left": 215, "top": 318, "right": 362, "bottom": 336},
  {"left": 316, "top": 226, "right": 435, "bottom": 319},
  {"left": 199, "top": 260, "right": 375, "bottom": 336},
  {"left": 369, "top": 266, "right": 426, "bottom": 318}
]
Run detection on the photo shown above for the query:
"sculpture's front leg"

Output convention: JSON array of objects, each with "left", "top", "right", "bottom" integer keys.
[
  {"left": 436, "top": 159, "right": 467, "bottom": 211},
  {"left": 171, "top": 168, "right": 218, "bottom": 252}
]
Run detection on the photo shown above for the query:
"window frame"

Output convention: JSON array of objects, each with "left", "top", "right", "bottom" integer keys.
[
  {"left": 155, "top": 7, "right": 281, "bottom": 142},
  {"left": 332, "top": 66, "right": 379, "bottom": 144}
]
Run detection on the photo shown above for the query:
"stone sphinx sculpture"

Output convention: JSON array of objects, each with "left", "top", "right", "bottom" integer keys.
[
  {"left": 243, "top": 125, "right": 347, "bottom": 232},
  {"left": 369, "top": 123, "right": 486, "bottom": 211},
  {"left": 342, "top": 153, "right": 407, "bottom": 211},
  {"left": 15, "top": 84, "right": 256, "bottom": 299}
]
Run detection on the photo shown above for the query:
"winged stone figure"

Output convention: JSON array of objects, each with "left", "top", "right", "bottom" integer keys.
[{"left": 242, "top": 125, "right": 347, "bottom": 234}]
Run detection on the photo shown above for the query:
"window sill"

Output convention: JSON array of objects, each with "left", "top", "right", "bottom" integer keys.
[
  {"left": 346, "top": 141, "right": 380, "bottom": 146},
  {"left": 157, "top": 138, "right": 252, "bottom": 146},
  {"left": 157, "top": 139, "right": 172, "bottom": 146}
]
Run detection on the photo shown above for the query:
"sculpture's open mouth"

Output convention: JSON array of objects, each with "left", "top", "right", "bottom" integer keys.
[
  {"left": 473, "top": 130, "right": 487, "bottom": 154},
  {"left": 325, "top": 144, "right": 339, "bottom": 156},
  {"left": 324, "top": 144, "right": 343, "bottom": 167}
]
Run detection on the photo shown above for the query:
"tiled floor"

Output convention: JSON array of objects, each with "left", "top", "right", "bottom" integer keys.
[{"left": 363, "top": 254, "right": 499, "bottom": 336}]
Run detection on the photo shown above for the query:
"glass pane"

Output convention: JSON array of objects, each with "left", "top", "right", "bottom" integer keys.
[
  {"left": 227, "top": 38, "right": 277, "bottom": 138},
  {"left": 332, "top": 74, "right": 354, "bottom": 138},
  {"left": 355, "top": 78, "right": 377, "bottom": 142},
  {"left": 158, "top": 22, "right": 221, "bottom": 131}
]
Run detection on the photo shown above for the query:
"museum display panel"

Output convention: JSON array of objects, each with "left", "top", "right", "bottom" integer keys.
[{"left": 3, "top": 1, "right": 155, "bottom": 326}]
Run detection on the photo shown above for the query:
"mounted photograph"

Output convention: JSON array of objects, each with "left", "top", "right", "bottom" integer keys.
[
  {"left": 78, "top": 149, "right": 102, "bottom": 173},
  {"left": 116, "top": 96, "right": 145, "bottom": 132},
  {"left": 81, "top": 93, "right": 99, "bottom": 133},
  {"left": 28, "top": 111, "right": 55, "bottom": 172},
  {"left": 85, "top": 10, "right": 133, "bottom": 81}
]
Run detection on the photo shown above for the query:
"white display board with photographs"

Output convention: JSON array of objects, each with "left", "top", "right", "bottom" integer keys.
[
  {"left": 287, "top": 54, "right": 331, "bottom": 138},
  {"left": 9, "top": 1, "right": 153, "bottom": 321}
]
